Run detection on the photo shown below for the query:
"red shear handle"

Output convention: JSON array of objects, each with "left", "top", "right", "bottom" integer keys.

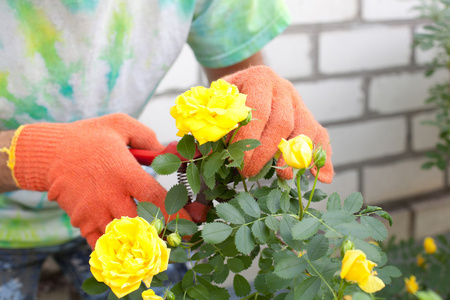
[{"left": 129, "top": 141, "right": 201, "bottom": 166}]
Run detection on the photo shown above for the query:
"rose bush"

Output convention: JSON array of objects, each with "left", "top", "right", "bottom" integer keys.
[{"left": 84, "top": 81, "right": 401, "bottom": 300}]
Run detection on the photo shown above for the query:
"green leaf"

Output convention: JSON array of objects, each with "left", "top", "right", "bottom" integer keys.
[
  {"left": 254, "top": 274, "right": 271, "bottom": 295},
  {"left": 182, "top": 269, "right": 195, "bottom": 289},
  {"left": 186, "top": 162, "right": 201, "bottom": 194},
  {"left": 360, "top": 216, "right": 388, "bottom": 241},
  {"left": 303, "top": 189, "right": 327, "bottom": 203},
  {"left": 351, "top": 292, "right": 372, "bottom": 300},
  {"left": 334, "top": 221, "right": 371, "bottom": 240},
  {"left": 343, "top": 192, "right": 364, "bottom": 213},
  {"left": 108, "top": 291, "right": 119, "bottom": 300},
  {"left": 360, "top": 205, "right": 382, "bottom": 214},
  {"left": 198, "top": 141, "right": 213, "bottom": 156},
  {"left": 376, "top": 211, "right": 393, "bottom": 226},
  {"left": 187, "top": 285, "right": 209, "bottom": 300},
  {"left": 202, "top": 223, "right": 233, "bottom": 244},
  {"left": 165, "top": 183, "right": 188, "bottom": 216},
  {"left": 416, "top": 290, "right": 443, "bottom": 300},
  {"left": 292, "top": 217, "right": 321, "bottom": 240},
  {"left": 167, "top": 219, "right": 198, "bottom": 236},
  {"left": 82, "top": 277, "right": 109, "bottom": 295},
  {"left": 266, "top": 189, "right": 281, "bottom": 214},
  {"left": 265, "top": 272, "right": 292, "bottom": 292},
  {"left": 322, "top": 210, "right": 355, "bottom": 227},
  {"left": 212, "top": 265, "right": 230, "bottom": 284},
  {"left": 177, "top": 135, "right": 196, "bottom": 160},
  {"left": 235, "top": 226, "right": 255, "bottom": 255},
  {"left": 225, "top": 149, "right": 245, "bottom": 168},
  {"left": 326, "top": 192, "right": 341, "bottom": 211},
  {"left": 136, "top": 202, "right": 164, "bottom": 224},
  {"left": 252, "top": 220, "right": 270, "bottom": 243},
  {"left": 203, "top": 151, "right": 225, "bottom": 178},
  {"left": 151, "top": 153, "right": 182, "bottom": 175},
  {"left": 274, "top": 256, "right": 308, "bottom": 279},
  {"left": 233, "top": 274, "right": 251, "bottom": 297},
  {"left": 216, "top": 203, "right": 245, "bottom": 224},
  {"left": 170, "top": 245, "right": 188, "bottom": 263},
  {"left": 294, "top": 276, "right": 321, "bottom": 300},
  {"left": 228, "top": 139, "right": 261, "bottom": 152},
  {"left": 265, "top": 215, "right": 280, "bottom": 231},
  {"left": 193, "top": 263, "right": 214, "bottom": 274},
  {"left": 237, "top": 192, "right": 260, "bottom": 218},
  {"left": 280, "top": 215, "right": 303, "bottom": 251},
  {"left": 196, "top": 277, "right": 231, "bottom": 300},
  {"left": 280, "top": 191, "right": 291, "bottom": 212},
  {"left": 354, "top": 239, "right": 382, "bottom": 263},
  {"left": 306, "top": 234, "right": 328, "bottom": 261},
  {"left": 227, "top": 257, "right": 245, "bottom": 273}
]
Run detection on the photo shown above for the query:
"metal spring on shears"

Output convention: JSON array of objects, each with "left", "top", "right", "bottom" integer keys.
[{"left": 177, "top": 162, "right": 195, "bottom": 202}]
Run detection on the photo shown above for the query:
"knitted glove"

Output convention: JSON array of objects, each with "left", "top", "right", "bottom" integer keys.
[
  {"left": 6, "top": 113, "right": 191, "bottom": 248},
  {"left": 223, "top": 66, "right": 334, "bottom": 183}
]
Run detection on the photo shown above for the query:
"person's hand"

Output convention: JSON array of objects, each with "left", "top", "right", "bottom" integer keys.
[
  {"left": 223, "top": 66, "right": 334, "bottom": 183},
  {"left": 8, "top": 113, "right": 191, "bottom": 248}
]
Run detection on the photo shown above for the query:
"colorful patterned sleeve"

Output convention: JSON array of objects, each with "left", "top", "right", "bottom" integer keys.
[{"left": 188, "top": 0, "right": 291, "bottom": 68}]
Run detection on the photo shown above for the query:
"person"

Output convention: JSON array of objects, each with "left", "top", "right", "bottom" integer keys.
[{"left": 0, "top": 1, "right": 334, "bottom": 299}]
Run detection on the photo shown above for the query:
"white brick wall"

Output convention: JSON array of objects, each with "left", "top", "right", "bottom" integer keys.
[
  {"left": 294, "top": 78, "right": 364, "bottom": 123},
  {"left": 413, "top": 194, "right": 450, "bottom": 238},
  {"left": 285, "top": 0, "right": 358, "bottom": 25},
  {"left": 369, "top": 70, "right": 448, "bottom": 114},
  {"left": 319, "top": 26, "right": 411, "bottom": 74},
  {"left": 327, "top": 117, "right": 407, "bottom": 166},
  {"left": 379, "top": 209, "right": 411, "bottom": 241},
  {"left": 412, "top": 111, "right": 440, "bottom": 152},
  {"left": 263, "top": 33, "right": 313, "bottom": 79},
  {"left": 362, "top": 0, "right": 419, "bottom": 21},
  {"left": 363, "top": 158, "right": 445, "bottom": 204}
]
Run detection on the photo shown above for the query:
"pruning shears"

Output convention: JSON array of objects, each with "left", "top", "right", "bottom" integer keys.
[{"left": 129, "top": 142, "right": 210, "bottom": 223}]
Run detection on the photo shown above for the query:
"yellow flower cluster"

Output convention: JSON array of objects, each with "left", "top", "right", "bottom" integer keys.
[
  {"left": 340, "top": 249, "right": 385, "bottom": 294},
  {"left": 89, "top": 217, "right": 170, "bottom": 298},
  {"left": 404, "top": 275, "right": 419, "bottom": 294},
  {"left": 424, "top": 236, "right": 437, "bottom": 254},
  {"left": 278, "top": 134, "right": 313, "bottom": 169},
  {"left": 142, "top": 289, "right": 163, "bottom": 300},
  {"left": 170, "top": 79, "right": 251, "bottom": 145}
]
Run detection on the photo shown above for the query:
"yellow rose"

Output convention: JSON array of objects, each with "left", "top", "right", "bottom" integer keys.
[
  {"left": 417, "top": 254, "right": 425, "bottom": 268},
  {"left": 424, "top": 237, "right": 437, "bottom": 254},
  {"left": 278, "top": 135, "right": 313, "bottom": 169},
  {"left": 404, "top": 275, "right": 419, "bottom": 294},
  {"left": 340, "top": 249, "right": 385, "bottom": 294},
  {"left": 89, "top": 217, "right": 170, "bottom": 298},
  {"left": 142, "top": 289, "right": 163, "bottom": 300},
  {"left": 170, "top": 79, "right": 251, "bottom": 145}
]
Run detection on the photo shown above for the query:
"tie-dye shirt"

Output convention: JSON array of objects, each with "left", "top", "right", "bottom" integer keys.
[{"left": 0, "top": 0, "right": 290, "bottom": 248}]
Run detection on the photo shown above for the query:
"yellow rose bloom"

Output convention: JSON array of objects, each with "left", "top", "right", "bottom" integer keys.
[
  {"left": 404, "top": 275, "right": 419, "bottom": 294},
  {"left": 424, "top": 237, "right": 437, "bottom": 254},
  {"left": 278, "top": 135, "right": 313, "bottom": 169},
  {"left": 340, "top": 249, "right": 385, "bottom": 294},
  {"left": 142, "top": 289, "right": 163, "bottom": 300},
  {"left": 89, "top": 217, "right": 170, "bottom": 298},
  {"left": 417, "top": 254, "right": 425, "bottom": 268},
  {"left": 170, "top": 79, "right": 251, "bottom": 145}
]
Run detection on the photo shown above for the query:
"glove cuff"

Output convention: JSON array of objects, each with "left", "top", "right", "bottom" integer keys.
[{"left": 12, "top": 123, "right": 65, "bottom": 191}]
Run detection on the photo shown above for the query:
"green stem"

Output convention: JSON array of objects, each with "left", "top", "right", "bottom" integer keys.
[
  {"left": 306, "top": 259, "right": 337, "bottom": 299},
  {"left": 305, "top": 169, "right": 320, "bottom": 211},
  {"left": 297, "top": 174, "right": 304, "bottom": 220},
  {"left": 241, "top": 174, "right": 248, "bottom": 192},
  {"left": 337, "top": 278, "right": 346, "bottom": 300},
  {"left": 228, "top": 125, "right": 242, "bottom": 145},
  {"left": 240, "top": 292, "right": 259, "bottom": 300}
]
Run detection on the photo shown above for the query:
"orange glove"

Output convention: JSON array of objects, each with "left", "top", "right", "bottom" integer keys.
[
  {"left": 6, "top": 113, "right": 191, "bottom": 248},
  {"left": 223, "top": 66, "right": 334, "bottom": 183}
]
